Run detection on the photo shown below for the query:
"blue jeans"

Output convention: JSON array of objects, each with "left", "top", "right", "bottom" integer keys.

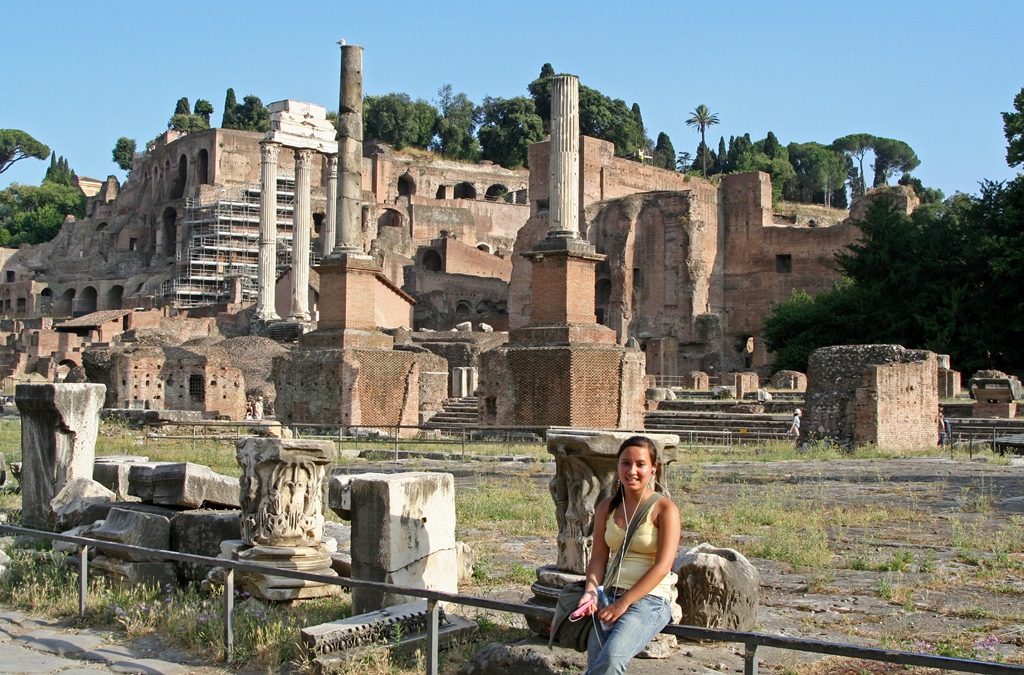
[{"left": 586, "top": 593, "right": 672, "bottom": 674}]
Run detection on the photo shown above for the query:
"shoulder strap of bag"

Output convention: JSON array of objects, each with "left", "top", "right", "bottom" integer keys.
[{"left": 605, "top": 491, "right": 663, "bottom": 584}]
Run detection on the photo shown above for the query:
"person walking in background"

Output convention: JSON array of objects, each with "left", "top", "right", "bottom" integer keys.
[{"left": 788, "top": 408, "right": 802, "bottom": 442}]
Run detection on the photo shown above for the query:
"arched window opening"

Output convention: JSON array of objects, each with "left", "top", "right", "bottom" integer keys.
[
  {"left": 595, "top": 278, "right": 612, "bottom": 326},
  {"left": 197, "top": 148, "right": 210, "bottom": 185},
  {"left": 105, "top": 285, "right": 124, "bottom": 311},
  {"left": 476, "top": 243, "right": 492, "bottom": 253},
  {"left": 377, "top": 209, "right": 402, "bottom": 230},
  {"left": 162, "top": 207, "right": 178, "bottom": 258},
  {"left": 397, "top": 174, "right": 416, "bottom": 197},
  {"left": 485, "top": 184, "right": 508, "bottom": 201},
  {"left": 78, "top": 286, "right": 98, "bottom": 315},
  {"left": 172, "top": 154, "right": 188, "bottom": 199},
  {"left": 422, "top": 249, "right": 443, "bottom": 272},
  {"left": 453, "top": 182, "right": 476, "bottom": 200}
]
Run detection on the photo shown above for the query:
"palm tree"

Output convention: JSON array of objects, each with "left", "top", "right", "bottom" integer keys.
[{"left": 685, "top": 104, "right": 720, "bottom": 177}]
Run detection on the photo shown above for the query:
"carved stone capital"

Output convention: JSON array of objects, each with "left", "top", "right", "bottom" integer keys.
[{"left": 260, "top": 141, "right": 281, "bottom": 163}]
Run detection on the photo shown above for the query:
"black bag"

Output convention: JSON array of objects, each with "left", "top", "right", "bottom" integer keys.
[{"left": 548, "top": 492, "right": 663, "bottom": 651}]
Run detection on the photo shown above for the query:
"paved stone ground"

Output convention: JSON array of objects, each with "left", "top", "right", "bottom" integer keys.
[{"left": 0, "top": 609, "right": 232, "bottom": 675}]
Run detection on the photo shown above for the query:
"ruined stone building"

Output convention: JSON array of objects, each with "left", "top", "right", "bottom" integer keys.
[{"left": 0, "top": 100, "right": 899, "bottom": 410}]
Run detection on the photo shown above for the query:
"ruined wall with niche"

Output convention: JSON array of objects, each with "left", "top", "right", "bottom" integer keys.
[{"left": 718, "top": 173, "right": 859, "bottom": 370}]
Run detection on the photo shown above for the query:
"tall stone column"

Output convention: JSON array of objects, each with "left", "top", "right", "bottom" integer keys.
[
  {"left": 234, "top": 438, "right": 339, "bottom": 600},
  {"left": 334, "top": 44, "right": 364, "bottom": 254},
  {"left": 322, "top": 154, "right": 338, "bottom": 257},
  {"left": 256, "top": 142, "right": 281, "bottom": 321},
  {"left": 289, "top": 148, "right": 314, "bottom": 321},
  {"left": 15, "top": 383, "right": 106, "bottom": 531},
  {"left": 548, "top": 75, "right": 580, "bottom": 240}
]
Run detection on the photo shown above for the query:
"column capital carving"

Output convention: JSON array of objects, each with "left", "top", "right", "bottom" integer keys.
[
  {"left": 260, "top": 141, "right": 281, "bottom": 162},
  {"left": 294, "top": 147, "right": 316, "bottom": 166},
  {"left": 326, "top": 154, "right": 338, "bottom": 175}
]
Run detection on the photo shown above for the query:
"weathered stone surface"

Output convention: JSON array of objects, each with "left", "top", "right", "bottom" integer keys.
[
  {"left": 128, "top": 462, "right": 239, "bottom": 508},
  {"left": 350, "top": 472, "right": 458, "bottom": 613},
  {"left": 457, "top": 637, "right": 587, "bottom": 675},
  {"left": 91, "top": 508, "right": 171, "bottom": 561},
  {"left": 673, "top": 543, "right": 760, "bottom": 631},
  {"left": 93, "top": 456, "right": 149, "bottom": 500},
  {"left": 169, "top": 510, "right": 240, "bottom": 581},
  {"left": 16, "top": 383, "right": 105, "bottom": 531},
  {"left": 770, "top": 370, "right": 807, "bottom": 391},
  {"left": 53, "top": 521, "right": 104, "bottom": 554},
  {"left": 90, "top": 556, "right": 177, "bottom": 588},
  {"left": 50, "top": 478, "right": 115, "bottom": 530},
  {"left": 327, "top": 474, "right": 353, "bottom": 520},
  {"left": 78, "top": 501, "right": 180, "bottom": 528}
]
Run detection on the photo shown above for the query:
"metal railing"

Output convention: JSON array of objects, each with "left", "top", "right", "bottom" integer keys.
[{"left": 0, "top": 523, "right": 1018, "bottom": 675}]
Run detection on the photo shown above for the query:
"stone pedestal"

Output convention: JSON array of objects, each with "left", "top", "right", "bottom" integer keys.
[
  {"left": 349, "top": 472, "right": 458, "bottom": 614},
  {"left": 16, "top": 383, "right": 105, "bottom": 531},
  {"left": 300, "top": 254, "right": 394, "bottom": 350},
  {"left": 233, "top": 438, "right": 339, "bottom": 600}
]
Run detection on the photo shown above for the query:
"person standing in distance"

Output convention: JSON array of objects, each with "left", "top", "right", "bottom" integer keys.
[{"left": 788, "top": 408, "right": 802, "bottom": 443}]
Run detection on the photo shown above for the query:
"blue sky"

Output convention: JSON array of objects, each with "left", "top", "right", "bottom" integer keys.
[{"left": 3, "top": 0, "right": 1022, "bottom": 198}]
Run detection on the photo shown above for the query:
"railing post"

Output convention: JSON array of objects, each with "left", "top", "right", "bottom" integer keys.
[
  {"left": 744, "top": 641, "right": 759, "bottom": 675},
  {"left": 78, "top": 544, "right": 88, "bottom": 619},
  {"left": 224, "top": 569, "right": 234, "bottom": 662},
  {"left": 426, "top": 598, "right": 439, "bottom": 675},
  {"left": 394, "top": 425, "right": 400, "bottom": 460}
]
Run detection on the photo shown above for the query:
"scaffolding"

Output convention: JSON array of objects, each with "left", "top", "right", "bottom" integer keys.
[{"left": 162, "top": 179, "right": 308, "bottom": 307}]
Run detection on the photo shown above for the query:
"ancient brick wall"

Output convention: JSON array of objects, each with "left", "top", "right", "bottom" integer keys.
[
  {"left": 856, "top": 357, "right": 938, "bottom": 448},
  {"left": 437, "top": 238, "right": 512, "bottom": 281},
  {"left": 405, "top": 269, "right": 509, "bottom": 331},
  {"left": 771, "top": 370, "right": 807, "bottom": 391},
  {"left": 719, "top": 173, "right": 859, "bottom": 371},
  {"left": 806, "top": 345, "right": 937, "bottom": 448},
  {"left": 938, "top": 369, "right": 961, "bottom": 399}
]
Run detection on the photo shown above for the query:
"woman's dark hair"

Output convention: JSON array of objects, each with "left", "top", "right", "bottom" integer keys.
[{"left": 609, "top": 436, "right": 659, "bottom": 511}]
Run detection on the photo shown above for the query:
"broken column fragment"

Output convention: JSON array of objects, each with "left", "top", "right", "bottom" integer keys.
[
  {"left": 90, "top": 507, "right": 177, "bottom": 587},
  {"left": 128, "top": 462, "right": 240, "bottom": 508},
  {"left": 16, "top": 383, "right": 105, "bottom": 531}
]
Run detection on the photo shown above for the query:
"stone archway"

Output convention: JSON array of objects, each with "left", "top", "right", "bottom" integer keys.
[
  {"left": 172, "top": 154, "right": 188, "bottom": 199},
  {"left": 104, "top": 285, "right": 124, "bottom": 310},
  {"left": 162, "top": 207, "right": 178, "bottom": 258},
  {"left": 377, "top": 208, "right": 403, "bottom": 231},
  {"left": 197, "top": 148, "right": 210, "bottom": 185},
  {"left": 59, "top": 288, "right": 75, "bottom": 316},
  {"left": 78, "top": 286, "right": 98, "bottom": 315},
  {"left": 422, "top": 249, "right": 443, "bottom": 272},
  {"left": 398, "top": 174, "right": 416, "bottom": 197},
  {"left": 485, "top": 184, "right": 509, "bottom": 202},
  {"left": 595, "top": 278, "right": 612, "bottom": 326},
  {"left": 454, "top": 182, "right": 476, "bottom": 199}
]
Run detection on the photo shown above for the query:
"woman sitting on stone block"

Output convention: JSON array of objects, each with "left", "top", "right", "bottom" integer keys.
[{"left": 573, "top": 436, "right": 680, "bottom": 674}]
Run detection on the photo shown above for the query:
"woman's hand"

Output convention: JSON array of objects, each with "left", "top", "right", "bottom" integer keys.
[
  {"left": 597, "top": 597, "right": 631, "bottom": 625},
  {"left": 571, "top": 590, "right": 598, "bottom": 619}
]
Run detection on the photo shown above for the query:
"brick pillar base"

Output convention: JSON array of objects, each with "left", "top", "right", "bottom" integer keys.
[{"left": 299, "top": 254, "right": 393, "bottom": 350}]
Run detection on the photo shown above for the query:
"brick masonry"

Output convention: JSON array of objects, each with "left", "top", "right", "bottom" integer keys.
[{"left": 806, "top": 345, "right": 937, "bottom": 449}]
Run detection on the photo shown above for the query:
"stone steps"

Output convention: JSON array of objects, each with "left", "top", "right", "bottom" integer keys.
[{"left": 423, "top": 397, "right": 480, "bottom": 429}]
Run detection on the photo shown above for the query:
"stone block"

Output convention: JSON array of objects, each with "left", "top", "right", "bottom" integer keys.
[
  {"left": 16, "top": 383, "right": 105, "bottom": 531},
  {"left": 350, "top": 472, "right": 458, "bottom": 613},
  {"left": 169, "top": 510, "right": 241, "bottom": 581},
  {"left": 128, "top": 462, "right": 240, "bottom": 508},
  {"left": 673, "top": 543, "right": 759, "bottom": 631},
  {"left": 91, "top": 555, "right": 177, "bottom": 588},
  {"left": 78, "top": 501, "right": 181, "bottom": 528},
  {"left": 91, "top": 508, "right": 171, "bottom": 561},
  {"left": 93, "top": 456, "right": 149, "bottom": 500},
  {"left": 50, "top": 478, "right": 115, "bottom": 530},
  {"left": 327, "top": 474, "right": 356, "bottom": 520}
]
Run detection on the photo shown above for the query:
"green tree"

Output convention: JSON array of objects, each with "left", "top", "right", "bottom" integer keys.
[
  {"left": 173, "top": 97, "right": 191, "bottom": 116},
  {"left": 221, "top": 88, "right": 239, "bottom": 128},
  {"left": 235, "top": 95, "right": 270, "bottom": 133},
  {"left": 44, "top": 155, "right": 75, "bottom": 186},
  {"left": 477, "top": 96, "right": 544, "bottom": 169},
  {"left": 1002, "top": 85, "right": 1024, "bottom": 167},
  {"left": 871, "top": 137, "right": 919, "bottom": 187},
  {"left": 898, "top": 174, "right": 944, "bottom": 204},
  {"left": 832, "top": 133, "right": 875, "bottom": 197},
  {"left": 112, "top": 137, "right": 136, "bottom": 173},
  {"left": 693, "top": 141, "right": 715, "bottom": 178},
  {"left": 432, "top": 85, "right": 479, "bottom": 161},
  {"left": 652, "top": 132, "right": 676, "bottom": 171},
  {"left": 763, "top": 131, "right": 783, "bottom": 160},
  {"left": 675, "top": 151, "right": 693, "bottom": 172},
  {"left": 0, "top": 130, "right": 50, "bottom": 176},
  {"left": 0, "top": 180, "right": 86, "bottom": 246},
  {"left": 685, "top": 104, "right": 720, "bottom": 177},
  {"left": 193, "top": 99, "right": 214, "bottom": 126},
  {"left": 363, "top": 93, "right": 439, "bottom": 150},
  {"left": 713, "top": 136, "right": 728, "bottom": 174},
  {"left": 785, "top": 142, "right": 847, "bottom": 206}
]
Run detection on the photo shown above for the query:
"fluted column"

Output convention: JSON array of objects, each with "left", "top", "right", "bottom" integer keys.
[
  {"left": 335, "top": 44, "right": 364, "bottom": 254},
  {"left": 323, "top": 154, "right": 338, "bottom": 257},
  {"left": 289, "top": 148, "right": 313, "bottom": 321},
  {"left": 256, "top": 142, "right": 281, "bottom": 321},
  {"left": 548, "top": 75, "right": 580, "bottom": 239}
]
